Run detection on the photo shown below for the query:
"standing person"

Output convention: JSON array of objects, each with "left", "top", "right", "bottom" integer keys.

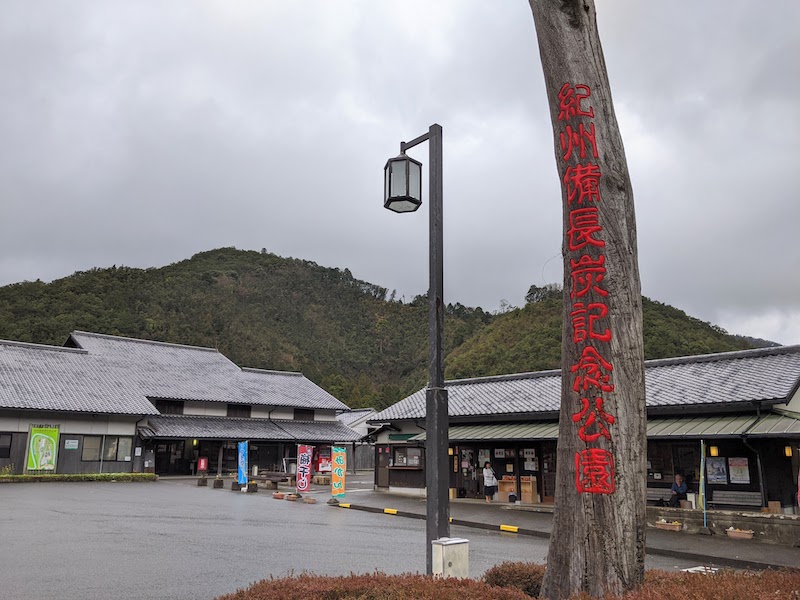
[
  {"left": 669, "top": 473, "right": 688, "bottom": 507},
  {"left": 483, "top": 462, "right": 498, "bottom": 503}
]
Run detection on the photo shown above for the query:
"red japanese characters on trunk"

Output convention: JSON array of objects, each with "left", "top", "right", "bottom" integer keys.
[{"left": 558, "top": 83, "right": 619, "bottom": 495}]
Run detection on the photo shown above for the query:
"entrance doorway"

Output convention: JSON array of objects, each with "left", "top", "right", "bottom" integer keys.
[
  {"left": 376, "top": 446, "right": 390, "bottom": 488},
  {"left": 541, "top": 442, "right": 557, "bottom": 503},
  {"left": 154, "top": 441, "right": 188, "bottom": 474}
]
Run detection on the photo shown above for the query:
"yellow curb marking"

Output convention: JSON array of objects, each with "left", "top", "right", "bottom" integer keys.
[
  {"left": 384, "top": 508, "right": 398, "bottom": 515},
  {"left": 499, "top": 524, "right": 519, "bottom": 533}
]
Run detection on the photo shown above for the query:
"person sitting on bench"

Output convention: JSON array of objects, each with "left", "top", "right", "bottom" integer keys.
[{"left": 669, "top": 473, "right": 688, "bottom": 507}]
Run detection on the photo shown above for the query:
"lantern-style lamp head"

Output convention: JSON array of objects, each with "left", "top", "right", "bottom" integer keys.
[{"left": 384, "top": 152, "right": 422, "bottom": 213}]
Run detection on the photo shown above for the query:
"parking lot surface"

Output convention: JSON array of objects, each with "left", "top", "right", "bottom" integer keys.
[{"left": 1, "top": 478, "right": 710, "bottom": 600}]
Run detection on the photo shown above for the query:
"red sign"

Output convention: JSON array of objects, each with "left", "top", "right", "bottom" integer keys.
[
  {"left": 557, "top": 82, "right": 617, "bottom": 495},
  {"left": 296, "top": 444, "right": 314, "bottom": 493},
  {"left": 197, "top": 457, "right": 208, "bottom": 472}
]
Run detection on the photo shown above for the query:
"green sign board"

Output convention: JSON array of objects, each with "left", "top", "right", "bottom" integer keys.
[{"left": 27, "top": 426, "right": 59, "bottom": 471}]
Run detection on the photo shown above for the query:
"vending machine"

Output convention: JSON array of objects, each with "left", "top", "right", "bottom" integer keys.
[{"left": 315, "top": 445, "right": 332, "bottom": 473}]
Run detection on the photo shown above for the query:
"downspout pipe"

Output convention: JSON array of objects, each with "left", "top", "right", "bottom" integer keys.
[
  {"left": 742, "top": 403, "right": 767, "bottom": 508},
  {"left": 741, "top": 437, "right": 767, "bottom": 508}
]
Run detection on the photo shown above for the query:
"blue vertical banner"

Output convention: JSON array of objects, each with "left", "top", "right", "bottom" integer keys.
[{"left": 237, "top": 441, "right": 248, "bottom": 485}]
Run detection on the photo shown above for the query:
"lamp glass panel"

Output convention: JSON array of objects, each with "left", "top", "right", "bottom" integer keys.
[
  {"left": 387, "top": 199, "right": 419, "bottom": 213},
  {"left": 786, "top": 446, "right": 793, "bottom": 458},
  {"left": 390, "top": 159, "right": 407, "bottom": 197},
  {"left": 384, "top": 166, "right": 389, "bottom": 202},
  {"left": 408, "top": 160, "right": 421, "bottom": 201},
  {"left": 709, "top": 446, "right": 719, "bottom": 457}
]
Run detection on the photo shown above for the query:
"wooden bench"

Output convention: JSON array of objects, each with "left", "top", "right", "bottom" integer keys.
[
  {"left": 709, "top": 490, "right": 762, "bottom": 509},
  {"left": 647, "top": 487, "right": 673, "bottom": 504},
  {"left": 259, "top": 474, "right": 297, "bottom": 488}
]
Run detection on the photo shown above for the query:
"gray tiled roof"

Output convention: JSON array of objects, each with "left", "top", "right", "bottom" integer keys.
[
  {"left": 337, "top": 408, "right": 377, "bottom": 428},
  {"left": 372, "top": 345, "right": 800, "bottom": 422},
  {"left": 0, "top": 341, "right": 159, "bottom": 415},
  {"left": 237, "top": 368, "right": 347, "bottom": 410},
  {"left": 69, "top": 331, "right": 348, "bottom": 410},
  {"left": 69, "top": 331, "right": 242, "bottom": 404},
  {"left": 139, "top": 415, "right": 362, "bottom": 442},
  {"left": 0, "top": 331, "right": 349, "bottom": 415}
]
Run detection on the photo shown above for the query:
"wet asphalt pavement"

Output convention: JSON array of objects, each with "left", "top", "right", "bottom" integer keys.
[{"left": 1, "top": 475, "right": 706, "bottom": 600}]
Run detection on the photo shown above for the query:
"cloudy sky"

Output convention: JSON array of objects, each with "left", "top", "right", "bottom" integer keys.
[{"left": 1, "top": 1, "right": 798, "bottom": 344}]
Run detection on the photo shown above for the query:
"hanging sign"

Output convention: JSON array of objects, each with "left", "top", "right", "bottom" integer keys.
[
  {"left": 706, "top": 457, "right": 727, "bottom": 484},
  {"left": 331, "top": 446, "right": 346, "bottom": 499},
  {"left": 197, "top": 457, "right": 208, "bottom": 472},
  {"left": 728, "top": 457, "right": 750, "bottom": 484},
  {"left": 237, "top": 441, "right": 248, "bottom": 485},
  {"left": 297, "top": 444, "right": 314, "bottom": 493},
  {"left": 27, "top": 425, "right": 59, "bottom": 471}
]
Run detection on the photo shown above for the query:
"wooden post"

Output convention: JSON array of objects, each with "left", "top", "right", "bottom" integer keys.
[
  {"left": 216, "top": 443, "right": 224, "bottom": 477},
  {"left": 526, "top": 1, "right": 647, "bottom": 597}
]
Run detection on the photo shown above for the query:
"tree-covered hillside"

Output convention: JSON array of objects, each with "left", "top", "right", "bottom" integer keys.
[
  {"left": 0, "top": 248, "right": 490, "bottom": 409},
  {"left": 444, "top": 284, "right": 766, "bottom": 380},
  {"left": 0, "top": 251, "right": 769, "bottom": 410}
]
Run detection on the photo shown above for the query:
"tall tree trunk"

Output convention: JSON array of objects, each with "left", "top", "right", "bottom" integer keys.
[{"left": 526, "top": 1, "right": 647, "bottom": 598}]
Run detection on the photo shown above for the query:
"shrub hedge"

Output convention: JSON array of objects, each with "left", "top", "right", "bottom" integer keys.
[
  {"left": 484, "top": 562, "right": 546, "bottom": 597},
  {"left": 215, "top": 573, "right": 530, "bottom": 600},
  {"left": 216, "top": 567, "right": 800, "bottom": 600},
  {"left": 627, "top": 569, "right": 800, "bottom": 600},
  {"left": 0, "top": 473, "right": 157, "bottom": 483},
  {"left": 483, "top": 562, "right": 800, "bottom": 599}
]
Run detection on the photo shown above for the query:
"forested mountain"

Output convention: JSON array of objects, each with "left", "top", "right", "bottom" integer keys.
[
  {"left": 0, "top": 248, "right": 491, "bottom": 409},
  {"left": 444, "top": 284, "right": 769, "bottom": 380},
  {"left": 0, "top": 249, "right": 769, "bottom": 410}
]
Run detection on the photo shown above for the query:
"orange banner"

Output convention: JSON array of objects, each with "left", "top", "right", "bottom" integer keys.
[{"left": 331, "top": 446, "right": 346, "bottom": 499}]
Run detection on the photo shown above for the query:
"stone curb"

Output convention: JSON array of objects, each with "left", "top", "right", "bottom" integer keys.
[{"left": 333, "top": 503, "right": 796, "bottom": 572}]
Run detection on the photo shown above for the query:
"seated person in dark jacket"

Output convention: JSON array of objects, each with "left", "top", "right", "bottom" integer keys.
[{"left": 669, "top": 473, "right": 688, "bottom": 507}]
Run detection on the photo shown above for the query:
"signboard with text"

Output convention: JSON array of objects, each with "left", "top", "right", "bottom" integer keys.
[
  {"left": 237, "top": 442, "right": 248, "bottom": 485},
  {"left": 296, "top": 444, "right": 314, "bottom": 493},
  {"left": 27, "top": 425, "right": 59, "bottom": 471},
  {"left": 198, "top": 457, "right": 208, "bottom": 473},
  {"left": 331, "top": 446, "right": 346, "bottom": 499}
]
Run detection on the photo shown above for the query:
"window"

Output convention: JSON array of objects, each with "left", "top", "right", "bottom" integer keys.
[
  {"left": 227, "top": 404, "right": 251, "bottom": 418},
  {"left": 293, "top": 408, "right": 314, "bottom": 421},
  {"left": 0, "top": 434, "right": 11, "bottom": 459},
  {"left": 152, "top": 399, "right": 184, "bottom": 415},
  {"left": 103, "top": 437, "right": 119, "bottom": 461},
  {"left": 83, "top": 436, "right": 133, "bottom": 462},
  {"left": 82, "top": 436, "right": 102, "bottom": 461},
  {"left": 393, "top": 446, "right": 422, "bottom": 467},
  {"left": 117, "top": 437, "right": 133, "bottom": 461}
]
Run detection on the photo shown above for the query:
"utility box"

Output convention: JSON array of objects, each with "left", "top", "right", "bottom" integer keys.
[{"left": 431, "top": 537, "right": 469, "bottom": 578}]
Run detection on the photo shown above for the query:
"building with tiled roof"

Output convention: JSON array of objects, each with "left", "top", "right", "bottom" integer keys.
[
  {"left": 0, "top": 332, "right": 359, "bottom": 476},
  {"left": 369, "top": 346, "right": 800, "bottom": 511}
]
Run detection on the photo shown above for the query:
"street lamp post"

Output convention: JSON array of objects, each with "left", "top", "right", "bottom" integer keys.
[{"left": 384, "top": 123, "right": 449, "bottom": 575}]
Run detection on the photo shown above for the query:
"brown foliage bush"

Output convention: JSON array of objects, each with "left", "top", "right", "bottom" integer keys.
[
  {"left": 484, "top": 561, "right": 546, "bottom": 597},
  {"left": 215, "top": 572, "right": 530, "bottom": 600},
  {"left": 621, "top": 569, "right": 800, "bottom": 600},
  {"left": 215, "top": 568, "right": 800, "bottom": 600}
]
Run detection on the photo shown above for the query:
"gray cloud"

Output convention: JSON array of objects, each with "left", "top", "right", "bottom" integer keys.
[{"left": 0, "top": 1, "right": 798, "bottom": 344}]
